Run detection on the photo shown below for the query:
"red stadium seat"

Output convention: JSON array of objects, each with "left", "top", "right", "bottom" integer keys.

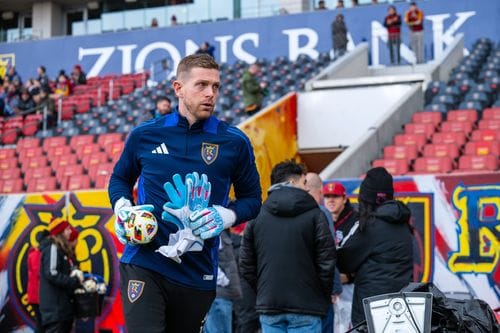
[
  {"left": 411, "top": 112, "right": 442, "bottom": 127},
  {"left": 74, "top": 143, "right": 101, "bottom": 159},
  {"left": 16, "top": 137, "right": 41, "bottom": 152},
  {"left": 70, "top": 134, "right": 95, "bottom": 148},
  {"left": 482, "top": 107, "right": 500, "bottom": 120},
  {"left": 431, "top": 132, "right": 467, "bottom": 146},
  {"left": 0, "top": 157, "right": 18, "bottom": 170},
  {"left": 43, "top": 136, "right": 68, "bottom": 152},
  {"left": 26, "top": 177, "right": 58, "bottom": 192},
  {"left": 104, "top": 141, "right": 124, "bottom": 158},
  {"left": 404, "top": 123, "right": 436, "bottom": 139},
  {"left": 0, "top": 168, "right": 21, "bottom": 180},
  {"left": 383, "top": 145, "right": 418, "bottom": 162},
  {"left": 413, "top": 157, "right": 453, "bottom": 174},
  {"left": 478, "top": 119, "right": 500, "bottom": 130},
  {"left": 18, "top": 147, "right": 44, "bottom": 161},
  {"left": 94, "top": 174, "right": 111, "bottom": 189},
  {"left": 458, "top": 155, "right": 498, "bottom": 172},
  {"left": 0, "top": 148, "right": 16, "bottom": 160},
  {"left": 97, "top": 133, "right": 123, "bottom": 148},
  {"left": 21, "top": 156, "right": 49, "bottom": 172},
  {"left": 46, "top": 145, "right": 72, "bottom": 157},
  {"left": 422, "top": 143, "right": 460, "bottom": 159},
  {"left": 0, "top": 179, "right": 24, "bottom": 193},
  {"left": 81, "top": 152, "right": 109, "bottom": 170},
  {"left": 464, "top": 141, "right": 499, "bottom": 156},
  {"left": 64, "top": 175, "right": 91, "bottom": 191},
  {"left": 88, "top": 162, "right": 114, "bottom": 181},
  {"left": 470, "top": 129, "right": 500, "bottom": 142},
  {"left": 446, "top": 109, "right": 478, "bottom": 123},
  {"left": 24, "top": 166, "right": 53, "bottom": 182},
  {"left": 372, "top": 159, "right": 409, "bottom": 175},
  {"left": 51, "top": 154, "right": 79, "bottom": 169},
  {"left": 2, "top": 128, "right": 19, "bottom": 145},
  {"left": 440, "top": 121, "right": 473, "bottom": 134},
  {"left": 393, "top": 133, "right": 427, "bottom": 152}
]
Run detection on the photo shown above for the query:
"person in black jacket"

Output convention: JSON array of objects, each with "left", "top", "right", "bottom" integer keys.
[
  {"left": 240, "top": 160, "right": 336, "bottom": 333},
  {"left": 40, "top": 217, "right": 82, "bottom": 333},
  {"left": 336, "top": 167, "right": 414, "bottom": 327}
]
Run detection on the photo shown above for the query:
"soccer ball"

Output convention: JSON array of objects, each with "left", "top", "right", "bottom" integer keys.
[{"left": 124, "top": 209, "right": 158, "bottom": 244}]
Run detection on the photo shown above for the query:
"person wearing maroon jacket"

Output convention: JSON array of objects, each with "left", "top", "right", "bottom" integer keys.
[
  {"left": 383, "top": 5, "right": 402, "bottom": 65},
  {"left": 405, "top": 2, "right": 425, "bottom": 64},
  {"left": 27, "top": 230, "right": 49, "bottom": 333}
]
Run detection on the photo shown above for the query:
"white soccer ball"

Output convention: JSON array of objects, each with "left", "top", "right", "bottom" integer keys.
[{"left": 124, "top": 209, "right": 158, "bottom": 244}]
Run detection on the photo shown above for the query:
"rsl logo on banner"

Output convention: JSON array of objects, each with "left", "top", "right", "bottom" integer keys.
[
  {"left": 0, "top": 53, "right": 15, "bottom": 78},
  {"left": 201, "top": 143, "right": 219, "bottom": 165}
]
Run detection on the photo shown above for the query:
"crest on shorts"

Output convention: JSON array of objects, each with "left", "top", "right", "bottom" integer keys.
[
  {"left": 201, "top": 142, "right": 219, "bottom": 165},
  {"left": 127, "top": 280, "right": 145, "bottom": 303}
]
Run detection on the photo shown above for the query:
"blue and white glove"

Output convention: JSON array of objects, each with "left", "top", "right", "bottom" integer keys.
[
  {"left": 114, "top": 197, "right": 154, "bottom": 245},
  {"left": 188, "top": 205, "right": 236, "bottom": 240}
]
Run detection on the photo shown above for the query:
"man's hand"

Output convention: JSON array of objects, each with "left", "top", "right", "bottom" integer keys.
[
  {"left": 114, "top": 197, "right": 154, "bottom": 245},
  {"left": 188, "top": 205, "right": 236, "bottom": 240}
]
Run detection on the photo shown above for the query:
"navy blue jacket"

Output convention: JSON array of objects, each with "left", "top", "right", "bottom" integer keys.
[{"left": 109, "top": 110, "right": 262, "bottom": 290}]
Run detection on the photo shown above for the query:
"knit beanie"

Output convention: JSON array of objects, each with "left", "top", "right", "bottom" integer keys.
[
  {"left": 48, "top": 217, "right": 70, "bottom": 236},
  {"left": 359, "top": 167, "right": 394, "bottom": 204}
]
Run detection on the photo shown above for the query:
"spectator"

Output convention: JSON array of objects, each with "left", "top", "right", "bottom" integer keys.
[
  {"left": 37, "top": 66, "right": 50, "bottom": 90},
  {"left": 352, "top": 0, "right": 359, "bottom": 6},
  {"left": 242, "top": 63, "right": 267, "bottom": 116},
  {"left": 6, "top": 66, "right": 22, "bottom": 85},
  {"left": 34, "top": 87, "right": 55, "bottom": 125},
  {"left": 108, "top": 54, "right": 261, "bottom": 333},
  {"left": 331, "top": 14, "right": 348, "bottom": 60},
  {"left": 170, "top": 15, "right": 178, "bottom": 26},
  {"left": 384, "top": 5, "right": 402, "bottom": 65},
  {"left": 195, "top": 42, "right": 215, "bottom": 58},
  {"left": 16, "top": 88, "right": 36, "bottom": 114},
  {"left": 317, "top": 0, "right": 327, "bottom": 10},
  {"left": 240, "top": 160, "right": 336, "bottom": 333},
  {"left": 53, "top": 72, "right": 72, "bottom": 97},
  {"left": 203, "top": 230, "right": 242, "bottom": 333},
  {"left": 323, "top": 181, "right": 359, "bottom": 332},
  {"left": 405, "top": 2, "right": 425, "bottom": 64},
  {"left": 336, "top": 0, "right": 344, "bottom": 9},
  {"left": 150, "top": 18, "right": 159, "bottom": 27},
  {"left": 138, "top": 96, "right": 172, "bottom": 123},
  {"left": 71, "top": 65, "right": 87, "bottom": 85},
  {"left": 27, "top": 229, "right": 50, "bottom": 333},
  {"left": 39, "top": 217, "right": 82, "bottom": 333},
  {"left": 336, "top": 167, "right": 414, "bottom": 326},
  {"left": 305, "top": 173, "right": 343, "bottom": 333},
  {"left": 3, "top": 83, "right": 19, "bottom": 116}
]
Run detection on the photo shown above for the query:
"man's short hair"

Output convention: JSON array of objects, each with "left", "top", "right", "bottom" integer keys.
[
  {"left": 156, "top": 96, "right": 171, "bottom": 104},
  {"left": 176, "top": 54, "right": 219, "bottom": 79},
  {"left": 270, "top": 160, "right": 307, "bottom": 185}
]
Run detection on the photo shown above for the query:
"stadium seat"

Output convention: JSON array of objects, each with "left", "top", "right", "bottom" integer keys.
[
  {"left": 464, "top": 141, "right": 499, "bottom": 156},
  {"left": 46, "top": 145, "right": 72, "bottom": 157},
  {"left": 94, "top": 173, "right": 111, "bottom": 188},
  {"left": 0, "top": 148, "right": 16, "bottom": 160},
  {"left": 104, "top": 141, "right": 124, "bottom": 158},
  {"left": 411, "top": 111, "right": 442, "bottom": 127},
  {"left": 404, "top": 123, "right": 436, "bottom": 139},
  {"left": 51, "top": 154, "right": 79, "bottom": 169},
  {"left": 16, "top": 137, "right": 41, "bottom": 152},
  {"left": 478, "top": 119, "right": 500, "bottom": 130},
  {"left": 43, "top": 136, "right": 67, "bottom": 152},
  {"left": 97, "top": 133, "right": 123, "bottom": 147},
  {"left": 70, "top": 134, "right": 95, "bottom": 148},
  {"left": 482, "top": 108, "right": 500, "bottom": 120},
  {"left": 440, "top": 121, "right": 474, "bottom": 135},
  {"left": 432, "top": 132, "right": 467, "bottom": 146},
  {"left": 74, "top": 143, "right": 101, "bottom": 159},
  {"left": 88, "top": 163, "right": 114, "bottom": 181},
  {"left": 383, "top": 145, "right": 418, "bottom": 162},
  {"left": 470, "top": 129, "right": 500, "bottom": 142},
  {"left": 372, "top": 159, "right": 409, "bottom": 175},
  {"left": 0, "top": 168, "right": 21, "bottom": 181},
  {"left": 63, "top": 175, "right": 91, "bottom": 191},
  {"left": 446, "top": 109, "right": 478, "bottom": 123},
  {"left": 2, "top": 128, "right": 19, "bottom": 145},
  {"left": 24, "top": 166, "right": 53, "bottom": 182},
  {"left": 21, "top": 156, "right": 49, "bottom": 172},
  {"left": 55, "top": 164, "right": 84, "bottom": 184},
  {"left": 26, "top": 177, "right": 58, "bottom": 192},
  {"left": 422, "top": 143, "right": 460, "bottom": 159},
  {"left": 81, "top": 152, "right": 109, "bottom": 170},
  {"left": 0, "top": 179, "right": 24, "bottom": 193},
  {"left": 18, "top": 147, "right": 44, "bottom": 161},
  {"left": 0, "top": 157, "right": 18, "bottom": 170},
  {"left": 413, "top": 157, "right": 453, "bottom": 174},
  {"left": 457, "top": 155, "right": 498, "bottom": 172},
  {"left": 393, "top": 133, "right": 427, "bottom": 151}
]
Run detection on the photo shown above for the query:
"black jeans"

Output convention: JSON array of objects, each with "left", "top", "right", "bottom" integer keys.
[
  {"left": 388, "top": 35, "right": 401, "bottom": 65},
  {"left": 120, "top": 263, "right": 215, "bottom": 333},
  {"left": 43, "top": 320, "right": 73, "bottom": 333}
]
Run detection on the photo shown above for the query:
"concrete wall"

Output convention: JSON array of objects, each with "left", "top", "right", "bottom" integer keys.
[
  {"left": 32, "top": 1, "right": 63, "bottom": 39},
  {"left": 437, "top": 33, "right": 464, "bottom": 82},
  {"left": 320, "top": 83, "right": 423, "bottom": 179}
]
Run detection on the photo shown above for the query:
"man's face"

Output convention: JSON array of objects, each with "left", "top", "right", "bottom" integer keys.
[
  {"left": 174, "top": 67, "right": 220, "bottom": 122},
  {"left": 156, "top": 100, "right": 171, "bottom": 115},
  {"left": 324, "top": 195, "right": 346, "bottom": 215}
]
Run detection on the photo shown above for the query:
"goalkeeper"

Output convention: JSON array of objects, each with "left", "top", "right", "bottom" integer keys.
[{"left": 108, "top": 54, "right": 262, "bottom": 333}]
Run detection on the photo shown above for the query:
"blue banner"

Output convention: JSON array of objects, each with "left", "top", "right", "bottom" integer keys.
[{"left": 0, "top": 0, "right": 498, "bottom": 81}]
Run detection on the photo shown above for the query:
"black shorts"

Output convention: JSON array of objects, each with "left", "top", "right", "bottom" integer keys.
[{"left": 120, "top": 263, "right": 216, "bottom": 333}]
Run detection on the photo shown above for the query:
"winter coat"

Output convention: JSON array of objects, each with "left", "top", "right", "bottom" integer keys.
[
  {"left": 331, "top": 19, "right": 348, "bottom": 51},
  {"left": 39, "top": 238, "right": 81, "bottom": 325},
  {"left": 242, "top": 70, "right": 264, "bottom": 109},
  {"left": 217, "top": 230, "right": 243, "bottom": 300},
  {"left": 239, "top": 184, "right": 336, "bottom": 316},
  {"left": 27, "top": 247, "right": 41, "bottom": 304},
  {"left": 337, "top": 200, "right": 414, "bottom": 326},
  {"left": 334, "top": 200, "right": 359, "bottom": 247}
]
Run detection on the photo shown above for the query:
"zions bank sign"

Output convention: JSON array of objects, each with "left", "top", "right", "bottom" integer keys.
[{"left": 0, "top": 0, "right": 497, "bottom": 80}]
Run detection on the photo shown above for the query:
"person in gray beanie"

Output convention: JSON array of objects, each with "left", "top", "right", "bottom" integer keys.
[{"left": 336, "top": 167, "right": 414, "bottom": 327}]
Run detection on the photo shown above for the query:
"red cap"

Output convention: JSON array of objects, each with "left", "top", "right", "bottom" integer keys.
[
  {"left": 323, "top": 182, "right": 346, "bottom": 196},
  {"left": 48, "top": 217, "right": 70, "bottom": 236},
  {"left": 69, "top": 226, "right": 79, "bottom": 242}
]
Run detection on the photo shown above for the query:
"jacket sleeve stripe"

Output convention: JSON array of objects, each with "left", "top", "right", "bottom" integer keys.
[{"left": 49, "top": 244, "right": 59, "bottom": 276}]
